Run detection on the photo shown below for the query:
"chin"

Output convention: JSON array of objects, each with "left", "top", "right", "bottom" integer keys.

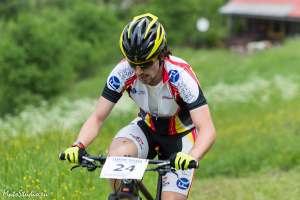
[
  {"left": 142, "top": 80, "right": 151, "bottom": 85},
  {"left": 139, "top": 77, "right": 149, "bottom": 84}
]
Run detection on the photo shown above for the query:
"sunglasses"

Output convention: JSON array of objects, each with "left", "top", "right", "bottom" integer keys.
[
  {"left": 129, "top": 60, "right": 154, "bottom": 69},
  {"left": 128, "top": 55, "right": 159, "bottom": 69}
]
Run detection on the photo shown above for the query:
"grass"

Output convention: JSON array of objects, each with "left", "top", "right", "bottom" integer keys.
[
  {"left": 1, "top": 37, "right": 300, "bottom": 199},
  {"left": 202, "top": 95, "right": 300, "bottom": 178},
  {"left": 191, "top": 168, "right": 300, "bottom": 200},
  {"left": 1, "top": 128, "right": 299, "bottom": 199}
]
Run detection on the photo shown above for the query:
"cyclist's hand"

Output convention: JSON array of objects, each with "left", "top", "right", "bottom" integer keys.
[
  {"left": 170, "top": 152, "right": 198, "bottom": 170},
  {"left": 64, "top": 146, "right": 87, "bottom": 164}
]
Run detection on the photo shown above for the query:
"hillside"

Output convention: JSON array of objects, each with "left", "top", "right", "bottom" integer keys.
[{"left": 1, "top": 38, "right": 300, "bottom": 199}]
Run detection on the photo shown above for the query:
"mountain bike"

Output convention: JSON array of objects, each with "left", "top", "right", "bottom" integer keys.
[{"left": 59, "top": 153, "right": 197, "bottom": 200}]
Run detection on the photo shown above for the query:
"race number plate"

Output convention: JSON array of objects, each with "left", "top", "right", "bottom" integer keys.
[{"left": 100, "top": 156, "right": 148, "bottom": 180}]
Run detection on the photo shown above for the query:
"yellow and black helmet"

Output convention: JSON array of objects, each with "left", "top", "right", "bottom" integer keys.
[{"left": 119, "top": 13, "right": 167, "bottom": 65}]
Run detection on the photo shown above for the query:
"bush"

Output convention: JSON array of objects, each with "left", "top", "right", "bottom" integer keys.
[
  {"left": 0, "top": 1, "right": 122, "bottom": 116},
  {"left": 66, "top": 2, "right": 122, "bottom": 77},
  {"left": 129, "top": 0, "right": 228, "bottom": 47},
  {"left": 0, "top": 13, "right": 75, "bottom": 115}
]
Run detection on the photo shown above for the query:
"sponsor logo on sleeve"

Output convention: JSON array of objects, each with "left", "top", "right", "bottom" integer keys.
[
  {"left": 168, "top": 70, "right": 180, "bottom": 83},
  {"left": 178, "top": 81, "right": 196, "bottom": 103},
  {"left": 176, "top": 178, "right": 190, "bottom": 190},
  {"left": 117, "top": 68, "right": 133, "bottom": 80},
  {"left": 129, "top": 133, "right": 144, "bottom": 150},
  {"left": 108, "top": 76, "right": 121, "bottom": 90}
]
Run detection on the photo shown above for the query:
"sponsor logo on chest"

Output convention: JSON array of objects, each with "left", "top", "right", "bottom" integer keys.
[{"left": 131, "top": 88, "right": 145, "bottom": 95}]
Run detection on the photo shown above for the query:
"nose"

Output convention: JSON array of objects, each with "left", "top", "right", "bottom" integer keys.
[{"left": 135, "top": 66, "right": 143, "bottom": 76}]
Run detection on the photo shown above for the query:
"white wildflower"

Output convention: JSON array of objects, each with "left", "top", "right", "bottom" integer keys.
[
  {"left": 0, "top": 96, "right": 136, "bottom": 139},
  {"left": 273, "top": 75, "right": 299, "bottom": 100},
  {"left": 0, "top": 75, "right": 298, "bottom": 138},
  {"left": 206, "top": 75, "right": 299, "bottom": 104}
]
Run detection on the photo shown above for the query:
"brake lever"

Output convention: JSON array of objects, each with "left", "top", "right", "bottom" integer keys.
[
  {"left": 87, "top": 164, "right": 97, "bottom": 171},
  {"left": 82, "top": 156, "right": 94, "bottom": 162},
  {"left": 69, "top": 158, "right": 97, "bottom": 171}
]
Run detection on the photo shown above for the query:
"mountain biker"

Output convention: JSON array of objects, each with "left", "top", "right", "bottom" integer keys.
[{"left": 63, "top": 13, "right": 216, "bottom": 200}]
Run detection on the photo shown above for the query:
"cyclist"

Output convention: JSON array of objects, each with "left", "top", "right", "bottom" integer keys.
[{"left": 63, "top": 13, "right": 216, "bottom": 200}]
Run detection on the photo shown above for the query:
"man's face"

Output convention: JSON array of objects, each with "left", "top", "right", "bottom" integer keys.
[{"left": 130, "top": 59, "right": 161, "bottom": 85}]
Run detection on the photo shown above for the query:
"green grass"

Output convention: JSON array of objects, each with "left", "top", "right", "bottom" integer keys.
[
  {"left": 201, "top": 96, "right": 300, "bottom": 178},
  {"left": 1, "top": 125, "right": 299, "bottom": 199},
  {"left": 1, "top": 37, "right": 300, "bottom": 199},
  {"left": 191, "top": 168, "right": 300, "bottom": 200},
  {"left": 175, "top": 38, "right": 300, "bottom": 87}
]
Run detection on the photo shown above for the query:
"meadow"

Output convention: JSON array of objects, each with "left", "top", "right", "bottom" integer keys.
[{"left": 1, "top": 38, "right": 300, "bottom": 199}]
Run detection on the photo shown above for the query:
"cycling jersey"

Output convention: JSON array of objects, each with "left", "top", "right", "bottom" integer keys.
[
  {"left": 114, "top": 118, "right": 196, "bottom": 196},
  {"left": 102, "top": 55, "right": 207, "bottom": 135}
]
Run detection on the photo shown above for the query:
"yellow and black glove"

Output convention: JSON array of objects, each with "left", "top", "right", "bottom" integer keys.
[
  {"left": 64, "top": 145, "right": 87, "bottom": 164},
  {"left": 170, "top": 152, "right": 198, "bottom": 170}
]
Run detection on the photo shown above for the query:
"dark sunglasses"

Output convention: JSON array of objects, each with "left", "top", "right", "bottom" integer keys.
[{"left": 129, "top": 60, "right": 154, "bottom": 69}]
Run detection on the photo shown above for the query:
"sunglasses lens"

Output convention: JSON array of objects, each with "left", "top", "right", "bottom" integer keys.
[
  {"left": 141, "top": 61, "right": 153, "bottom": 68},
  {"left": 129, "top": 63, "right": 137, "bottom": 68},
  {"left": 129, "top": 61, "right": 153, "bottom": 69}
]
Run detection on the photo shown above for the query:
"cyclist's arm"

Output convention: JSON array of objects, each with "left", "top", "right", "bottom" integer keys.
[
  {"left": 188, "top": 104, "right": 216, "bottom": 161},
  {"left": 76, "top": 96, "right": 115, "bottom": 147}
]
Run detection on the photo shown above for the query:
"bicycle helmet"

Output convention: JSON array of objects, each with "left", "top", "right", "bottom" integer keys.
[{"left": 119, "top": 13, "right": 167, "bottom": 65}]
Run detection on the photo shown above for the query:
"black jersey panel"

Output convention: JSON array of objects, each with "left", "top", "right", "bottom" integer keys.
[{"left": 101, "top": 83, "right": 122, "bottom": 103}]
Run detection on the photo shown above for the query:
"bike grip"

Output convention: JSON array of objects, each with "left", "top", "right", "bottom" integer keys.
[
  {"left": 59, "top": 152, "right": 66, "bottom": 160},
  {"left": 188, "top": 160, "right": 198, "bottom": 169}
]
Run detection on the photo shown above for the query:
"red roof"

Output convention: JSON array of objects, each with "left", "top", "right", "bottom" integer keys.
[
  {"left": 233, "top": 0, "right": 300, "bottom": 3},
  {"left": 220, "top": 0, "right": 300, "bottom": 19}
]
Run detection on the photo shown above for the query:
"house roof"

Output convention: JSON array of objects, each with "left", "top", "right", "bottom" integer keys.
[{"left": 220, "top": 0, "right": 300, "bottom": 20}]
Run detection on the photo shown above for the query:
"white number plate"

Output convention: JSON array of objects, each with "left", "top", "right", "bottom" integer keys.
[{"left": 100, "top": 156, "right": 148, "bottom": 180}]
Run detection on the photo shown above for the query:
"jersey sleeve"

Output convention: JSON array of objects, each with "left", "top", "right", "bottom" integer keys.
[
  {"left": 170, "top": 68, "right": 207, "bottom": 110},
  {"left": 101, "top": 61, "right": 134, "bottom": 103}
]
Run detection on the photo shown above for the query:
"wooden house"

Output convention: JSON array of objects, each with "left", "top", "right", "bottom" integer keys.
[{"left": 220, "top": 0, "right": 300, "bottom": 41}]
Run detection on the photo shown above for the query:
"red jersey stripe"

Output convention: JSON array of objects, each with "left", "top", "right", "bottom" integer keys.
[
  {"left": 125, "top": 75, "right": 137, "bottom": 87},
  {"left": 165, "top": 57, "right": 199, "bottom": 85}
]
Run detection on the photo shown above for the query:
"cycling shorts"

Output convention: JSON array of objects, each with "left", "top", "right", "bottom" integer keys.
[{"left": 114, "top": 117, "right": 197, "bottom": 196}]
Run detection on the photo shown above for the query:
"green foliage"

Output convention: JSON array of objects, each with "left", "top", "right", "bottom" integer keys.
[
  {"left": 0, "top": 0, "right": 29, "bottom": 19},
  {"left": 66, "top": 2, "right": 122, "bottom": 77},
  {"left": 0, "top": 11, "right": 74, "bottom": 115},
  {"left": 0, "top": 1, "right": 122, "bottom": 116},
  {"left": 129, "top": 0, "right": 227, "bottom": 47}
]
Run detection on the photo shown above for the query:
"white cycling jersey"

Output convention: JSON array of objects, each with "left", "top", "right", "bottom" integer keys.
[{"left": 102, "top": 55, "right": 207, "bottom": 135}]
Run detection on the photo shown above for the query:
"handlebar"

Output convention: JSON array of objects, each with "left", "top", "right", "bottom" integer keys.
[
  {"left": 59, "top": 152, "right": 106, "bottom": 163},
  {"left": 59, "top": 152, "right": 198, "bottom": 170}
]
